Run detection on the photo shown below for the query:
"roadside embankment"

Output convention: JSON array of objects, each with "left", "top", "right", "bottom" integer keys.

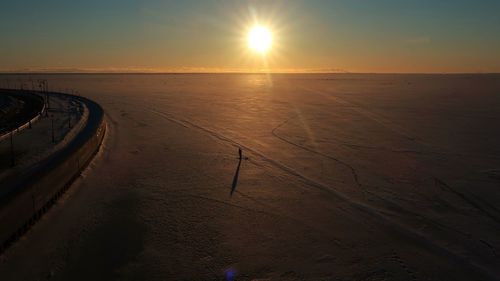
[{"left": 0, "top": 91, "right": 106, "bottom": 252}]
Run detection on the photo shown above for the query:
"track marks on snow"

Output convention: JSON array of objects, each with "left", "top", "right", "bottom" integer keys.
[
  {"left": 146, "top": 106, "right": 497, "bottom": 279},
  {"left": 271, "top": 114, "right": 363, "bottom": 192}
]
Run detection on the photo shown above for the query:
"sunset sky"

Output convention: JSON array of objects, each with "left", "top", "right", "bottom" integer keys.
[{"left": 1, "top": 0, "right": 499, "bottom": 73}]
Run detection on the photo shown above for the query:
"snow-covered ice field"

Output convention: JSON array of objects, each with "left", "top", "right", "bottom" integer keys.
[{"left": 0, "top": 74, "right": 499, "bottom": 280}]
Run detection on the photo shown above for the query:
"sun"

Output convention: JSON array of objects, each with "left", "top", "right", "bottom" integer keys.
[{"left": 248, "top": 26, "right": 272, "bottom": 54}]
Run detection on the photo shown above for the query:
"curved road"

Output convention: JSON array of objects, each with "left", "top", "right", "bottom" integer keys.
[{"left": 0, "top": 89, "right": 44, "bottom": 136}]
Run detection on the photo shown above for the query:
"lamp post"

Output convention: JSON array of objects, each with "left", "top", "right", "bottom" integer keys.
[
  {"left": 51, "top": 115, "right": 55, "bottom": 143},
  {"left": 39, "top": 80, "right": 50, "bottom": 117},
  {"left": 10, "top": 131, "right": 15, "bottom": 167},
  {"left": 68, "top": 103, "right": 71, "bottom": 129},
  {"left": 45, "top": 80, "right": 50, "bottom": 109}
]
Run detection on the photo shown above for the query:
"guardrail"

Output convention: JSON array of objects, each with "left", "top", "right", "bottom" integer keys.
[
  {"left": 0, "top": 90, "right": 46, "bottom": 142},
  {"left": 0, "top": 91, "right": 106, "bottom": 253}
]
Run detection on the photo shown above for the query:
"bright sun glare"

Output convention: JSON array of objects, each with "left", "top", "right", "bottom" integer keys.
[{"left": 248, "top": 26, "right": 272, "bottom": 54}]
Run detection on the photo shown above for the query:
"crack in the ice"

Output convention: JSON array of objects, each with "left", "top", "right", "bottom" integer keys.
[
  {"left": 434, "top": 178, "right": 500, "bottom": 226},
  {"left": 363, "top": 188, "right": 472, "bottom": 239},
  {"left": 479, "top": 239, "right": 500, "bottom": 259},
  {"left": 147, "top": 107, "right": 499, "bottom": 280},
  {"left": 271, "top": 115, "right": 364, "bottom": 193}
]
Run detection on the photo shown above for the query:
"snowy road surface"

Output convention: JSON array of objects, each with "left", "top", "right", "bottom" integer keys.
[
  {"left": 0, "top": 94, "right": 84, "bottom": 177},
  {"left": 0, "top": 74, "right": 499, "bottom": 280}
]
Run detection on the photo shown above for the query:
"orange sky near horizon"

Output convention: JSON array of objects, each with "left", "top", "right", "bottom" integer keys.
[{"left": 1, "top": 1, "right": 499, "bottom": 74}]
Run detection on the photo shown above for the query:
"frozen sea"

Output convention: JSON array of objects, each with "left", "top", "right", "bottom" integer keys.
[{"left": 1, "top": 73, "right": 500, "bottom": 280}]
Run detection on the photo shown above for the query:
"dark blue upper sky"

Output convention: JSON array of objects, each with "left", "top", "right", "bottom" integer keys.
[{"left": 1, "top": 0, "right": 499, "bottom": 72}]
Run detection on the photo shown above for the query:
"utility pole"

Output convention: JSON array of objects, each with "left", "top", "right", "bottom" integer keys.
[
  {"left": 68, "top": 103, "right": 71, "bottom": 129},
  {"left": 10, "top": 131, "right": 15, "bottom": 167},
  {"left": 51, "top": 115, "right": 55, "bottom": 143},
  {"left": 46, "top": 80, "right": 50, "bottom": 109},
  {"left": 45, "top": 93, "right": 49, "bottom": 116},
  {"left": 41, "top": 80, "right": 49, "bottom": 117}
]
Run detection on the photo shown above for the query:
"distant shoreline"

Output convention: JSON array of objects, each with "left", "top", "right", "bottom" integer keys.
[{"left": 0, "top": 72, "right": 499, "bottom": 75}]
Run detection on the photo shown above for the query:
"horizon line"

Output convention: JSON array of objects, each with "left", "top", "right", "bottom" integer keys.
[
  {"left": 0, "top": 67, "right": 498, "bottom": 75},
  {"left": 0, "top": 71, "right": 499, "bottom": 75}
]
